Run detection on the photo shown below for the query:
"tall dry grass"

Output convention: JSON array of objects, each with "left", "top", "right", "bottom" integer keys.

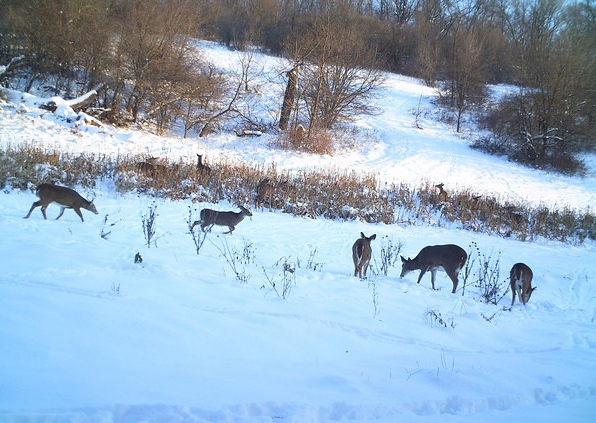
[{"left": 1, "top": 144, "right": 593, "bottom": 244}]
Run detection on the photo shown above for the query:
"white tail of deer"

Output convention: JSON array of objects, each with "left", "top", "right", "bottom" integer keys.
[
  {"left": 400, "top": 244, "right": 467, "bottom": 293},
  {"left": 352, "top": 232, "right": 376, "bottom": 279},
  {"left": 190, "top": 206, "right": 252, "bottom": 234},
  {"left": 24, "top": 183, "right": 98, "bottom": 222},
  {"left": 510, "top": 263, "right": 535, "bottom": 305}
]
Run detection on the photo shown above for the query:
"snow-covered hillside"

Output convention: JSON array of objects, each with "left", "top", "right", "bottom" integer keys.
[{"left": 0, "top": 41, "right": 594, "bottom": 423}]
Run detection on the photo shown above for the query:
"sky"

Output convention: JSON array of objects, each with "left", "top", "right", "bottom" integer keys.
[{"left": 0, "top": 40, "right": 594, "bottom": 423}]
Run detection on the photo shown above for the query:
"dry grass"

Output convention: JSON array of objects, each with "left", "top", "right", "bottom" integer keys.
[{"left": 1, "top": 144, "right": 593, "bottom": 244}]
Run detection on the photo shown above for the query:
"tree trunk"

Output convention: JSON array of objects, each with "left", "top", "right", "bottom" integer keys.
[
  {"left": 39, "top": 84, "right": 104, "bottom": 112},
  {"left": 279, "top": 63, "right": 299, "bottom": 130}
]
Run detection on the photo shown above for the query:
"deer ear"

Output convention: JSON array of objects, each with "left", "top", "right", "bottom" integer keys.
[
  {"left": 400, "top": 255, "right": 406, "bottom": 262},
  {"left": 370, "top": 234, "right": 376, "bottom": 240},
  {"left": 360, "top": 232, "right": 365, "bottom": 238}
]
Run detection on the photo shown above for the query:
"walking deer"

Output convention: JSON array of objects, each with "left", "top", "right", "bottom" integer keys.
[
  {"left": 24, "top": 183, "right": 98, "bottom": 222},
  {"left": 190, "top": 206, "right": 252, "bottom": 234},
  {"left": 352, "top": 232, "right": 376, "bottom": 279},
  {"left": 400, "top": 244, "right": 467, "bottom": 293},
  {"left": 510, "top": 263, "right": 535, "bottom": 306}
]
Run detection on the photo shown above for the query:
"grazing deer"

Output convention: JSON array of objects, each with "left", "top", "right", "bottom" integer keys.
[
  {"left": 435, "top": 183, "right": 448, "bottom": 202},
  {"left": 352, "top": 232, "right": 376, "bottom": 279},
  {"left": 190, "top": 205, "right": 252, "bottom": 234},
  {"left": 196, "top": 154, "right": 211, "bottom": 175},
  {"left": 24, "top": 183, "right": 98, "bottom": 222},
  {"left": 400, "top": 244, "right": 467, "bottom": 293},
  {"left": 136, "top": 156, "right": 166, "bottom": 178},
  {"left": 510, "top": 263, "right": 536, "bottom": 306}
]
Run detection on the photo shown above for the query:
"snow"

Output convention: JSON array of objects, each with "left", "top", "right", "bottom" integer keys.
[{"left": 0, "top": 40, "right": 595, "bottom": 423}]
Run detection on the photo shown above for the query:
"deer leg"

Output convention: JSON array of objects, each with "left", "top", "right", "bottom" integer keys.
[
  {"left": 73, "top": 207, "right": 85, "bottom": 222},
  {"left": 41, "top": 204, "right": 49, "bottom": 219},
  {"left": 516, "top": 285, "right": 524, "bottom": 305},
  {"left": 519, "top": 287, "right": 526, "bottom": 305},
  {"left": 447, "top": 270, "right": 458, "bottom": 293},
  {"left": 24, "top": 201, "right": 42, "bottom": 219},
  {"left": 416, "top": 267, "right": 427, "bottom": 285},
  {"left": 430, "top": 269, "right": 437, "bottom": 290},
  {"left": 55, "top": 206, "right": 67, "bottom": 220}
]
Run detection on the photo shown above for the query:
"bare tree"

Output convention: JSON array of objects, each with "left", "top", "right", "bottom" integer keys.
[
  {"left": 289, "top": 12, "right": 384, "bottom": 133},
  {"left": 114, "top": 0, "right": 200, "bottom": 123}
]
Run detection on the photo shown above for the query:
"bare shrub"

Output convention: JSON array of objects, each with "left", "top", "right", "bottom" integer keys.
[
  {"left": 187, "top": 205, "right": 208, "bottom": 255},
  {"left": 465, "top": 241, "right": 508, "bottom": 305},
  {"left": 211, "top": 236, "right": 251, "bottom": 284},
  {"left": 142, "top": 201, "right": 158, "bottom": 248},
  {"left": 423, "top": 308, "right": 456, "bottom": 329},
  {"left": 374, "top": 235, "right": 403, "bottom": 277},
  {"left": 263, "top": 256, "right": 296, "bottom": 299},
  {"left": 278, "top": 126, "right": 333, "bottom": 155}
]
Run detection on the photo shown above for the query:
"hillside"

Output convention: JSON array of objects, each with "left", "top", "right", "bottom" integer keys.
[{"left": 0, "top": 41, "right": 595, "bottom": 423}]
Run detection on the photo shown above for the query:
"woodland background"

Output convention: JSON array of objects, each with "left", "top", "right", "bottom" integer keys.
[{"left": 0, "top": 0, "right": 595, "bottom": 174}]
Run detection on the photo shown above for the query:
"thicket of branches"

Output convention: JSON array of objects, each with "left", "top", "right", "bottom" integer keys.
[{"left": 0, "top": 0, "right": 594, "bottom": 173}]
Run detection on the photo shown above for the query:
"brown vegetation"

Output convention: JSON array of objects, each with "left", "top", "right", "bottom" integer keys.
[{"left": 1, "top": 145, "right": 593, "bottom": 244}]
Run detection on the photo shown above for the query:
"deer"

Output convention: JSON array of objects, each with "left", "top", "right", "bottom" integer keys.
[
  {"left": 24, "top": 183, "right": 98, "bottom": 222},
  {"left": 435, "top": 183, "right": 448, "bottom": 202},
  {"left": 352, "top": 232, "right": 376, "bottom": 279},
  {"left": 190, "top": 205, "right": 252, "bottom": 234},
  {"left": 255, "top": 178, "right": 275, "bottom": 210},
  {"left": 196, "top": 154, "right": 211, "bottom": 175},
  {"left": 400, "top": 244, "right": 467, "bottom": 293},
  {"left": 510, "top": 263, "right": 536, "bottom": 306},
  {"left": 255, "top": 178, "right": 288, "bottom": 210},
  {"left": 136, "top": 156, "right": 166, "bottom": 178}
]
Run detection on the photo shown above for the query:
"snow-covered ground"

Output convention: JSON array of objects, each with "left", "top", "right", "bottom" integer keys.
[{"left": 0, "top": 41, "right": 594, "bottom": 422}]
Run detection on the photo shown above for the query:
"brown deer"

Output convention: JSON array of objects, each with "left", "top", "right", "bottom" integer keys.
[
  {"left": 196, "top": 154, "right": 211, "bottom": 175},
  {"left": 24, "top": 183, "right": 98, "bottom": 222},
  {"left": 136, "top": 156, "right": 166, "bottom": 178},
  {"left": 400, "top": 244, "right": 467, "bottom": 293},
  {"left": 352, "top": 232, "right": 376, "bottom": 279},
  {"left": 435, "top": 183, "right": 448, "bottom": 202},
  {"left": 190, "top": 206, "right": 252, "bottom": 234},
  {"left": 255, "top": 178, "right": 288, "bottom": 210},
  {"left": 255, "top": 178, "right": 275, "bottom": 210},
  {"left": 510, "top": 263, "right": 536, "bottom": 306}
]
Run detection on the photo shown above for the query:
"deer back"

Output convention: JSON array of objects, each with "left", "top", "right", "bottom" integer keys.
[{"left": 401, "top": 244, "right": 467, "bottom": 275}]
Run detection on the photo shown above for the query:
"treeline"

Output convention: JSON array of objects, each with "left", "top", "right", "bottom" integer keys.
[{"left": 0, "top": 0, "right": 595, "bottom": 173}]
